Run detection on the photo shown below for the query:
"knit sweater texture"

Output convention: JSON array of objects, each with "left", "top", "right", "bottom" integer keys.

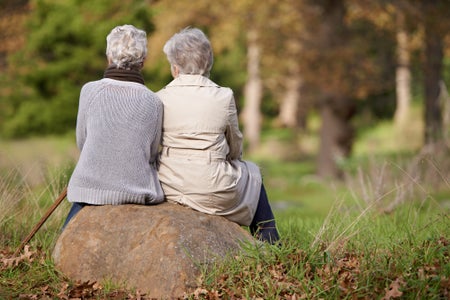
[{"left": 67, "top": 78, "right": 164, "bottom": 205}]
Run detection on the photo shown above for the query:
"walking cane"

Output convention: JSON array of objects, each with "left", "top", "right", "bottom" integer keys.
[{"left": 14, "top": 186, "right": 67, "bottom": 256}]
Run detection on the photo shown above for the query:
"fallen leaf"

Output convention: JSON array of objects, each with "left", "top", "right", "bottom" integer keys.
[{"left": 381, "top": 277, "right": 405, "bottom": 300}]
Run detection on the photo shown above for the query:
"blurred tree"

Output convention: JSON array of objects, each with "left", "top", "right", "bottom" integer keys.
[
  {"left": 348, "top": 0, "right": 450, "bottom": 147},
  {"left": 313, "top": 0, "right": 355, "bottom": 178},
  {"left": 241, "top": 25, "right": 263, "bottom": 152},
  {"left": 0, "top": 0, "right": 28, "bottom": 68},
  {"left": 1, "top": 0, "right": 156, "bottom": 137},
  {"left": 308, "top": 0, "right": 398, "bottom": 178},
  {"left": 238, "top": 0, "right": 278, "bottom": 153},
  {"left": 264, "top": 0, "right": 310, "bottom": 130},
  {"left": 350, "top": 1, "right": 415, "bottom": 130},
  {"left": 420, "top": 0, "right": 448, "bottom": 145},
  {"left": 0, "top": 0, "right": 29, "bottom": 132},
  {"left": 393, "top": 9, "right": 412, "bottom": 128}
]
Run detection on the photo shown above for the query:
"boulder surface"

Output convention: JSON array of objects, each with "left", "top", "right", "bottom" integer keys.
[{"left": 52, "top": 202, "right": 253, "bottom": 299}]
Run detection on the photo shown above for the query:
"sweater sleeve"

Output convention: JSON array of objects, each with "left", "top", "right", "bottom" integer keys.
[
  {"left": 75, "top": 85, "right": 90, "bottom": 151},
  {"left": 149, "top": 96, "right": 163, "bottom": 164},
  {"left": 225, "top": 92, "right": 243, "bottom": 160}
]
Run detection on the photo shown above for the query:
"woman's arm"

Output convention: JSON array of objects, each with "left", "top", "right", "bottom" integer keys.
[
  {"left": 149, "top": 98, "right": 163, "bottom": 164},
  {"left": 75, "top": 86, "right": 89, "bottom": 151},
  {"left": 225, "top": 93, "right": 243, "bottom": 160}
]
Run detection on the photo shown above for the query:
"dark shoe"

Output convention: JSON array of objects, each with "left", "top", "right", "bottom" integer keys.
[{"left": 256, "top": 226, "right": 280, "bottom": 245}]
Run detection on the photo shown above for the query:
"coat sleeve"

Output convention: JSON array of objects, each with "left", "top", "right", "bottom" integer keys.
[{"left": 225, "top": 92, "right": 243, "bottom": 160}]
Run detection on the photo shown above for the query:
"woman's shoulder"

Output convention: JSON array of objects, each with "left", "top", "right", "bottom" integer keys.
[
  {"left": 79, "top": 80, "right": 104, "bottom": 98},
  {"left": 157, "top": 76, "right": 233, "bottom": 95},
  {"left": 81, "top": 79, "right": 101, "bottom": 89},
  {"left": 203, "top": 77, "right": 234, "bottom": 98},
  {"left": 81, "top": 78, "right": 115, "bottom": 93}
]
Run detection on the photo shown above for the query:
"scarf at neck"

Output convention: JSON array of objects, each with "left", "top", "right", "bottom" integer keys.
[{"left": 103, "top": 65, "right": 145, "bottom": 85}]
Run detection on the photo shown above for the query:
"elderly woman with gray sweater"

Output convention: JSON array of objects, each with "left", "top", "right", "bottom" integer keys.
[
  {"left": 157, "top": 27, "right": 280, "bottom": 244},
  {"left": 63, "top": 24, "right": 164, "bottom": 229}
]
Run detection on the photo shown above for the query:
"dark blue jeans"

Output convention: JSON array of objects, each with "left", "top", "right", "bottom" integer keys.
[
  {"left": 249, "top": 184, "right": 280, "bottom": 244},
  {"left": 61, "top": 202, "right": 89, "bottom": 230}
]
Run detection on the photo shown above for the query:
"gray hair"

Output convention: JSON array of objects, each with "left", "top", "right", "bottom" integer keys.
[
  {"left": 106, "top": 24, "right": 147, "bottom": 70},
  {"left": 163, "top": 27, "right": 213, "bottom": 77}
]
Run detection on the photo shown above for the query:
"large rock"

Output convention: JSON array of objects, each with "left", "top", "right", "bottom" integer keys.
[{"left": 52, "top": 202, "right": 254, "bottom": 299}]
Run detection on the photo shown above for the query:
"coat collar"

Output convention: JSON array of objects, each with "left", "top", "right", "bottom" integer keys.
[{"left": 164, "top": 74, "right": 219, "bottom": 88}]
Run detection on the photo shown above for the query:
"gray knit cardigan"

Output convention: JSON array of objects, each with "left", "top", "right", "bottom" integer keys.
[{"left": 67, "top": 78, "right": 164, "bottom": 205}]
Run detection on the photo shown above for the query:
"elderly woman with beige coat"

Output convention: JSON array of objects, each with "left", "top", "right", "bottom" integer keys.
[{"left": 157, "top": 27, "right": 279, "bottom": 243}]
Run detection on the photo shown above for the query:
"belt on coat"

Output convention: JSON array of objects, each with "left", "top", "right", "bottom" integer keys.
[{"left": 161, "top": 146, "right": 226, "bottom": 162}]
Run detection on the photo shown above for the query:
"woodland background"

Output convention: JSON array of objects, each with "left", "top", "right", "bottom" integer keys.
[
  {"left": 0, "top": 1, "right": 449, "bottom": 298},
  {"left": 1, "top": 0, "right": 450, "bottom": 179}
]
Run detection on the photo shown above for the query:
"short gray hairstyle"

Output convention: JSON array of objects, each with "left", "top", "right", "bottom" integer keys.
[
  {"left": 106, "top": 24, "right": 147, "bottom": 70},
  {"left": 163, "top": 27, "right": 213, "bottom": 77}
]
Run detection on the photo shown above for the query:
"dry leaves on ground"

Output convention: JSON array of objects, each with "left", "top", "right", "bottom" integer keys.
[{"left": 1, "top": 245, "right": 35, "bottom": 269}]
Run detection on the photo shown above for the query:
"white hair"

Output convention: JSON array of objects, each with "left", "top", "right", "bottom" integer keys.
[
  {"left": 106, "top": 24, "right": 147, "bottom": 70},
  {"left": 163, "top": 27, "right": 213, "bottom": 77}
]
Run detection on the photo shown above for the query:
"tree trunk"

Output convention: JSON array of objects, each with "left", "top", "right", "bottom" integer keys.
[
  {"left": 277, "top": 67, "right": 305, "bottom": 129},
  {"left": 423, "top": 13, "right": 444, "bottom": 145},
  {"left": 317, "top": 97, "right": 354, "bottom": 179},
  {"left": 316, "top": 0, "right": 355, "bottom": 179},
  {"left": 277, "top": 31, "right": 305, "bottom": 129},
  {"left": 394, "top": 11, "right": 411, "bottom": 129},
  {"left": 242, "top": 28, "right": 262, "bottom": 153}
]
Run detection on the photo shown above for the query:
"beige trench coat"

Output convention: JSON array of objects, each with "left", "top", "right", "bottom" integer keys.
[{"left": 156, "top": 75, "right": 261, "bottom": 226}]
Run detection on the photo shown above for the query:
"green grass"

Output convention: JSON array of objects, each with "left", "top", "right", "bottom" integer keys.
[
  {"left": 193, "top": 196, "right": 448, "bottom": 299},
  {"left": 0, "top": 120, "right": 449, "bottom": 298}
]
